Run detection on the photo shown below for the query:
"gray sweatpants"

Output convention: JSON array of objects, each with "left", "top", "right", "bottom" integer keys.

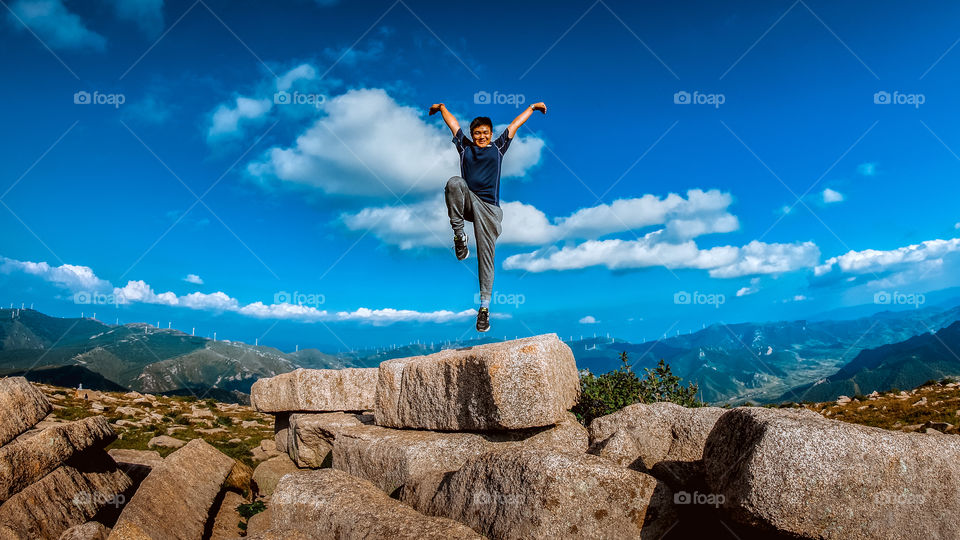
[{"left": 445, "top": 176, "right": 503, "bottom": 302}]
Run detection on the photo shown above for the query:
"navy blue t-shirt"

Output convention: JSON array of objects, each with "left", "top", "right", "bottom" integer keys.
[{"left": 452, "top": 127, "right": 513, "bottom": 206}]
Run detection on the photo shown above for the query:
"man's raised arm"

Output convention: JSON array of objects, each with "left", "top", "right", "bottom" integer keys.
[
  {"left": 429, "top": 103, "right": 460, "bottom": 136},
  {"left": 506, "top": 102, "right": 547, "bottom": 139}
]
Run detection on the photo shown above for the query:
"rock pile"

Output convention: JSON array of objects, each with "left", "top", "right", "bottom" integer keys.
[
  {"left": 248, "top": 333, "right": 960, "bottom": 539},
  {"left": 0, "top": 377, "right": 131, "bottom": 539},
  {"left": 247, "top": 334, "right": 682, "bottom": 538}
]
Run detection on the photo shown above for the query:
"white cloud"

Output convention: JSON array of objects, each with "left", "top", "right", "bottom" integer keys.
[
  {"left": 822, "top": 188, "right": 844, "bottom": 203},
  {"left": 183, "top": 274, "right": 204, "bottom": 285},
  {"left": 857, "top": 162, "right": 877, "bottom": 176},
  {"left": 104, "top": 0, "right": 164, "bottom": 37},
  {"left": 708, "top": 241, "right": 820, "bottom": 278},
  {"left": 1, "top": 254, "right": 478, "bottom": 325},
  {"left": 342, "top": 189, "right": 739, "bottom": 250},
  {"left": 245, "top": 88, "right": 543, "bottom": 198},
  {"left": 579, "top": 315, "right": 598, "bottom": 324},
  {"left": 8, "top": 0, "right": 106, "bottom": 50},
  {"left": 503, "top": 235, "right": 818, "bottom": 278},
  {"left": 736, "top": 286, "right": 757, "bottom": 297},
  {"left": 814, "top": 238, "right": 960, "bottom": 276},
  {"left": 0, "top": 257, "right": 112, "bottom": 292},
  {"left": 207, "top": 97, "right": 273, "bottom": 140}
]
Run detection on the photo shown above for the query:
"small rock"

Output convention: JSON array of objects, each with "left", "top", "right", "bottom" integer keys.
[
  {"left": 252, "top": 454, "right": 299, "bottom": 498},
  {"left": 147, "top": 435, "right": 185, "bottom": 449}
]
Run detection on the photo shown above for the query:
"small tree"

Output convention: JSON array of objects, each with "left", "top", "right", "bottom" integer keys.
[{"left": 572, "top": 352, "right": 701, "bottom": 425}]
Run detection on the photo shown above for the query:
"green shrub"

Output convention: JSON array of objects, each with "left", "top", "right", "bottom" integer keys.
[{"left": 572, "top": 352, "right": 701, "bottom": 425}]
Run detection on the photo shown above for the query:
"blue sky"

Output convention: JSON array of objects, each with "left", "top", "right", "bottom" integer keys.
[{"left": 3, "top": 0, "right": 960, "bottom": 351}]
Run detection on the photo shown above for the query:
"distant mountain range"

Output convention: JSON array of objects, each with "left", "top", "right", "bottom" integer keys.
[{"left": 4, "top": 303, "right": 960, "bottom": 405}]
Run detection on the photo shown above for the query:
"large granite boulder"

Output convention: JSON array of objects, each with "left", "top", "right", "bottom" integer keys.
[
  {"left": 0, "top": 415, "right": 116, "bottom": 502},
  {"left": 332, "top": 412, "right": 588, "bottom": 495},
  {"left": 250, "top": 368, "right": 377, "bottom": 413},
  {"left": 588, "top": 402, "right": 725, "bottom": 489},
  {"left": 256, "top": 469, "right": 481, "bottom": 539},
  {"left": 0, "top": 449, "right": 131, "bottom": 540},
  {"left": 106, "top": 449, "right": 163, "bottom": 490},
  {"left": 209, "top": 491, "right": 246, "bottom": 540},
  {"left": 287, "top": 412, "right": 372, "bottom": 468},
  {"left": 704, "top": 407, "right": 960, "bottom": 539},
  {"left": 0, "top": 377, "right": 52, "bottom": 447},
  {"left": 375, "top": 334, "right": 579, "bottom": 430},
  {"left": 251, "top": 454, "right": 299, "bottom": 498},
  {"left": 406, "top": 446, "right": 675, "bottom": 539},
  {"left": 108, "top": 439, "right": 235, "bottom": 540}
]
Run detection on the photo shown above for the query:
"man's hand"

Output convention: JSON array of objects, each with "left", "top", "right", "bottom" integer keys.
[
  {"left": 531, "top": 102, "right": 547, "bottom": 114},
  {"left": 429, "top": 103, "right": 445, "bottom": 115}
]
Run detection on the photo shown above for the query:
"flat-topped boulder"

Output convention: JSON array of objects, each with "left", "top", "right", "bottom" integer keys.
[
  {"left": 251, "top": 368, "right": 378, "bottom": 413},
  {"left": 332, "top": 412, "right": 587, "bottom": 494},
  {"left": 256, "top": 469, "right": 481, "bottom": 539},
  {"left": 0, "top": 415, "right": 116, "bottom": 503},
  {"left": 375, "top": 334, "right": 579, "bottom": 430},
  {"left": 704, "top": 407, "right": 960, "bottom": 539},
  {"left": 0, "top": 449, "right": 132, "bottom": 539},
  {"left": 406, "top": 446, "right": 675, "bottom": 539},
  {"left": 0, "top": 377, "right": 52, "bottom": 447},
  {"left": 108, "top": 439, "right": 235, "bottom": 540}
]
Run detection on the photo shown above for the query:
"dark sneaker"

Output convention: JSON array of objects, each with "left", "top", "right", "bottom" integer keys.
[
  {"left": 476, "top": 307, "right": 490, "bottom": 332},
  {"left": 454, "top": 232, "right": 469, "bottom": 260}
]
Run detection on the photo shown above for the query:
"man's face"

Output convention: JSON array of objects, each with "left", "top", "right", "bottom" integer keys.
[{"left": 472, "top": 125, "right": 492, "bottom": 147}]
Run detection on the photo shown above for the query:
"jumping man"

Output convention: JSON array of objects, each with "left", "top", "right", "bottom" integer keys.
[{"left": 428, "top": 101, "right": 547, "bottom": 332}]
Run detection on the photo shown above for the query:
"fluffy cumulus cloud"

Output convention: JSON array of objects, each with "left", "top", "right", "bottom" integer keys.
[
  {"left": 7, "top": 0, "right": 106, "bottom": 50},
  {"left": 815, "top": 238, "right": 960, "bottom": 276},
  {"left": 822, "top": 188, "right": 844, "bottom": 203},
  {"left": 343, "top": 189, "right": 740, "bottom": 250},
  {"left": 579, "top": 315, "right": 598, "bottom": 324},
  {"left": 0, "top": 257, "right": 112, "bottom": 292},
  {"left": 183, "top": 273, "right": 203, "bottom": 285},
  {"left": 503, "top": 237, "right": 819, "bottom": 278},
  {"left": 245, "top": 88, "right": 544, "bottom": 198},
  {"left": 207, "top": 97, "right": 273, "bottom": 141},
  {"left": 6, "top": 0, "right": 164, "bottom": 50},
  {"left": 1, "top": 254, "right": 475, "bottom": 325}
]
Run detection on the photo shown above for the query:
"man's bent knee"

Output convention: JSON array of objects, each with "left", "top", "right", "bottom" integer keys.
[{"left": 446, "top": 176, "right": 467, "bottom": 192}]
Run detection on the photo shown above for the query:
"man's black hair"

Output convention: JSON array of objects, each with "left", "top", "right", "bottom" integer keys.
[{"left": 469, "top": 116, "right": 493, "bottom": 138}]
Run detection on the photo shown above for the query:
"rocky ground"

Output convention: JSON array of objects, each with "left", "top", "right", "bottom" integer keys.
[
  {"left": 3, "top": 336, "right": 960, "bottom": 539},
  {"left": 36, "top": 385, "right": 280, "bottom": 469},
  {"left": 799, "top": 378, "right": 960, "bottom": 434}
]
